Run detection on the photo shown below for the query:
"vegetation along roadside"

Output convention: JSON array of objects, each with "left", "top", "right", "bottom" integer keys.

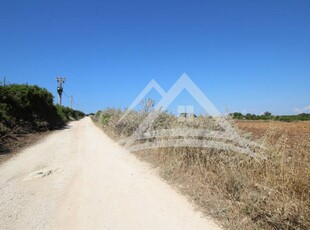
[
  {"left": 0, "top": 83, "right": 85, "bottom": 155},
  {"left": 93, "top": 108, "right": 310, "bottom": 230}
]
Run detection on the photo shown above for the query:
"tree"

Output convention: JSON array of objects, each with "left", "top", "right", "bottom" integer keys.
[
  {"left": 264, "top": 111, "right": 272, "bottom": 117},
  {"left": 231, "top": 112, "right": 244, "bottom": 119}
]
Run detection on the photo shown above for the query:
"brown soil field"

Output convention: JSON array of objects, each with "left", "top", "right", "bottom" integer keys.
[{"left": 236, "top": 120, "right": 310, "bottom": 147}]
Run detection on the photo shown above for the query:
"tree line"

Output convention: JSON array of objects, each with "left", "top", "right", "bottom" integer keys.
[{"left": 230, "top": 111, "right": 310, "bottom": 122}]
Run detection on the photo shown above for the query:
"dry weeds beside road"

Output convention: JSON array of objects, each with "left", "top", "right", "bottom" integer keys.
[{"left": 0, "top": 117, "right": 221, "bottom": 230}]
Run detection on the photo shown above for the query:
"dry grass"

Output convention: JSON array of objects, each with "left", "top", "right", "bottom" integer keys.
[{"left": 93, "top": 110, "right": 310, "bottom": 230}]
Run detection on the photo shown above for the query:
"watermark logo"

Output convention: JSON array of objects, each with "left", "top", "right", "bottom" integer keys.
[{"left": 118, "top": 73, "right": 265, "bottom": 159}]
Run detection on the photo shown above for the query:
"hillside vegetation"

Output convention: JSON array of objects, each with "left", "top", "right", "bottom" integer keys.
[
  {"left": 93, "top": 108, "right": 310, "bottom": 230},
  {"left": 0, "top": 84, "right": 85, "bottom": 152}
]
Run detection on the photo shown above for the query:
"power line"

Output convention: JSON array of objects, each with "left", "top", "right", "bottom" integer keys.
[
  {"left": 62, "top": 90, "right": 70, "bottom": 98},
  {"left": 59, "top": 83, "right": 84, "bottom": 111},
  {"left": 62, "top": 90, "right": 73, "bottom": 109},
  {"left": 56, "top": 77, "right": 66, "bottom": 106}
]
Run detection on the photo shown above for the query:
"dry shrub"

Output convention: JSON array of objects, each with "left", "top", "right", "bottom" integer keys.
[{"left": 93, "top": 109, "right": 310, "bottom": 230}]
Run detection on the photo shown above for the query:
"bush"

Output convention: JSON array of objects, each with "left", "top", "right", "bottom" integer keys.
[
  {"left": 0, "top": 84, "right": 85, "bottom": 152},
  {"left": 0, "top": 84, "right": 63, "bottom": 133},
  {"left": 55, "top": 105, "right": 85, "bottom": 122}
]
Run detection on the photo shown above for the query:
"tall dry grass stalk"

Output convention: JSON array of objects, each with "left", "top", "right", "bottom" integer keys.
[{"left": 93, "top": 109, "right": 310, "bottom": 229}]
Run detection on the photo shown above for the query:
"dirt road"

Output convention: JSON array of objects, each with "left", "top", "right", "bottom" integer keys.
[{"left": 0, "top": 117, "right": 221, "bottom": 230}]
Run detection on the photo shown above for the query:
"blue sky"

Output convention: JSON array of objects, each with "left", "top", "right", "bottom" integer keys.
[{"left": 0, "top": 0, "right": 309, "bottom": 114}]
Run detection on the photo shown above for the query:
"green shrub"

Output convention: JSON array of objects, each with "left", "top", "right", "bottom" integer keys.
[
  {"left": 230, "top": 112, "right": 310, "bottom": 122},
  {"left": 0, "top": 83, "right": 85, "bottom": 152},
  {"left": 0, "top": 84, "right": 63, "bottom": 132},
  {"left": 55, "top": 105, "right": 85, "bottom": 122}
]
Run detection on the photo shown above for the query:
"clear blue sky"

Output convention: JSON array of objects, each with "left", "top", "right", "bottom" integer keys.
[{"left": 0, "top": 0, "right": 309, "bottom": 115}]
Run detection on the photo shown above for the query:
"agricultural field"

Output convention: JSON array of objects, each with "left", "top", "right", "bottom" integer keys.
[{"left": 236, "top": 120, "right": 310, "bottom": 148}]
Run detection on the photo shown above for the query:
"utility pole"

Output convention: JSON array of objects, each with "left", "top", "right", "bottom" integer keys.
[
  {"left": 70, "top": 96, "right": 73, "bottom": 109},
  {"left": 56, "top": 77, "right": 66, "bottom": 106}
]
